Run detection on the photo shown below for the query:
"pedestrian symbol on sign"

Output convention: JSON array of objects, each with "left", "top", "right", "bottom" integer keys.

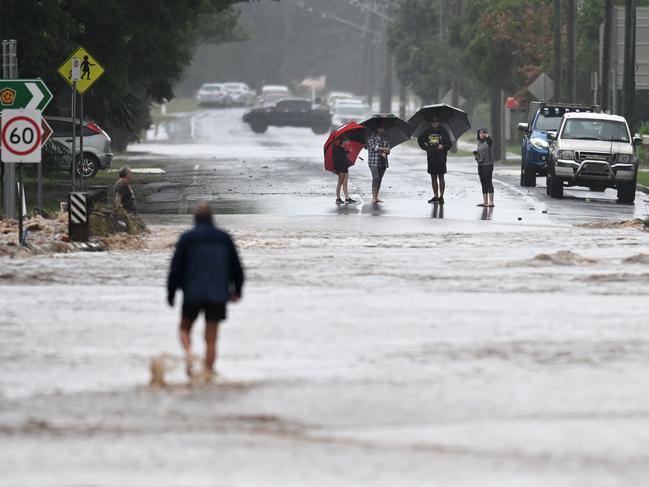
[
  {"left": 58, "top": 47, "right": 105, "bottom": 95},
  {"left": 80, "top": 56, "right": 95, "bottom": 80}
]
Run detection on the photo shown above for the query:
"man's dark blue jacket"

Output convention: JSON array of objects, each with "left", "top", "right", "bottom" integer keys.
[{"left": 167, "top": 221, "right": 244, "bottom": 304}]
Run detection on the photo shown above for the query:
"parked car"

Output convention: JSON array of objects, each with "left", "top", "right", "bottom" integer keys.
[
  {"left": 260, "top": 85, "right": 291, "bottom": 106},
  {"left": 518, "top": 102, "right": 600, "bottom": 187},
  {"left": 331, "top": 101, "right": 371, "bottom": 127},
  {"left": 546, "top": 112, "right": 640, "bottom": 203},
  {"left": 196, "top": 83, "right": 231, "bottom": 107},
  {"left": 326, "top": 91, "right": 354, "bottom": 108},
  {"left": 223, "top": 82, "right": 255, "bottom": 106},
  {"left": 47, "top": 116, "right": 113, "bottom": 178},
  {"left": 242, "top": 98, "right": 332, "bottom": 134}
]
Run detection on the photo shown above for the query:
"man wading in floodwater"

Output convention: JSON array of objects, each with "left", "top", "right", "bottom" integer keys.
[{"left": 167, "top": 203, "right": 244, "bottom": 378}]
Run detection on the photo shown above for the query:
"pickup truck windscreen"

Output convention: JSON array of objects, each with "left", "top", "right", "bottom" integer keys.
[
  {"left": 534, "top": 114, "right": 562, "bottom": 131},
  {"left": 561, "top": 119, "right": 629, "bottom": 142}
]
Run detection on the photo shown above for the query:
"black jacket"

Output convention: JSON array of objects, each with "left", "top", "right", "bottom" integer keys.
[
  {"left": 333, "top": 144, "right": 351, "bottom": 171},
  {"left": 168, "top": 221, "right": 244, "bottom": 304},
  {"left": 417, "top": 126, "right": 453, "bottom": 164}
]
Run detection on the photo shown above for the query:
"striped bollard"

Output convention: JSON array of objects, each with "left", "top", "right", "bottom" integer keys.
[{"left": 68, "top": 192, "right": 89, "bottom": 242}]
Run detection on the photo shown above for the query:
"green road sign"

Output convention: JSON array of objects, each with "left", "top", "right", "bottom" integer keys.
[{"left": 0, "top": 79, "right": 53, "bottom": 113}]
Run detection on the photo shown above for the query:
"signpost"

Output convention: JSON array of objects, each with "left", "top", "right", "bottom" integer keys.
[
  {"left": 0, "top": 79, "right": 53, "bottom": 112},
  {"left": 528, "top": 73, "right": 555, "bottom": 101},
  {"left": 58, "top": 47, "right": 104, "bottom": 192},
  {"left": 1, "top": 109, "right": 42, "bottom": 243},
  {"left": 0, "top": 78, "right": 53, "bottom": 218},
  {"left": 57, "top": 46, "right": 105, "bottom": 242}
]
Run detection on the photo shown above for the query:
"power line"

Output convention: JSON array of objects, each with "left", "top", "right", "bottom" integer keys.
[{"left": 292, "top": 0, "right": 384, "bottom": 39}]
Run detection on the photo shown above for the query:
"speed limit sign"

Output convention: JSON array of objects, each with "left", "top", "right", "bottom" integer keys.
[{"left": 1, "top": 109, "right": 43, "bottom": 163}]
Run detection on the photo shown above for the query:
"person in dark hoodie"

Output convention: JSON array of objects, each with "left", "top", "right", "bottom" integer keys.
[
  {"left": 167, "top": 202, "right": 244, "bottom": 378},
  {"left": 417, "top": 118, "right": 453, "bottom": 204},
  {"left": 473, "top": 128, "right": 495, "bottom": 207}
]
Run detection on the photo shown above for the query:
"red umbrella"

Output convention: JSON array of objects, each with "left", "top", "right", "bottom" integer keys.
[{"left": 323, "top": 122, "right": 366, "bottom": 173}]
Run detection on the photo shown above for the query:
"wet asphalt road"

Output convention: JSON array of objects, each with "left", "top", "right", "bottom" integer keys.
[
  {"left": 131, "top": 107, "right": 647, "bottom": 225},
  {"left": 1, "top": 108, "right": 649, "bottom": 486}
]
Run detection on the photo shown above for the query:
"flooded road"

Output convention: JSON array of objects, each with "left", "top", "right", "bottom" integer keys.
[{"left": 2, "top": 108, "right": 649, "bottom": 486}]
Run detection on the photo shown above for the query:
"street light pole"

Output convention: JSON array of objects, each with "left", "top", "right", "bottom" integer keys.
[{"left": 623, "top": 0, "right": 637, "bottom": 131}]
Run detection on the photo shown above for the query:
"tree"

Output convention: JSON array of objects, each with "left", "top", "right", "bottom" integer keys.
[
  {"left": 388, "top": 0, "right": 466, "bottom": 104},
  {"left": 0, "top": 1, "right": 250, "bottom": 149}
]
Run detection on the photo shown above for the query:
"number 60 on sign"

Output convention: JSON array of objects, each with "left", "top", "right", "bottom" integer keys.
[{"left": 1, "top": 109, "right": 42, "bottom": 163}]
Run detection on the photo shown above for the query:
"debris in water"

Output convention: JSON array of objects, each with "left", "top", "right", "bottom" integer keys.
[
  {"left": 527, "top": 250, "right": 598, "bottom": 266},
  {"left": 576, "top": 219, "right": 646, "bottom": 230}
]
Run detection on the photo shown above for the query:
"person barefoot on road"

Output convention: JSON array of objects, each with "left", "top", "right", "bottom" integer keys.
[
  {"left": 333, "top": 136, "right": 356, "bottom": 205},
  {"left": 417, "top": 118, "right": 452, "bottom": 205},
  {"left": 474, "top": 128, "right": 495, "bottom": 207},
  {"left": 167, "top": 203, "right": 244, "bottom": 379},
  {"left": 367, "top": 125, "right": 391, "bottom": 204}
]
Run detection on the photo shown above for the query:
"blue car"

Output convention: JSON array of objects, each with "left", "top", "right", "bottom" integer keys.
[{"left": 519, "top": 103, "right": 600, "bottom": 187}]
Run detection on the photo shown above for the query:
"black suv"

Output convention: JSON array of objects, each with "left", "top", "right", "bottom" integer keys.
[{"left": 242, "top": 98, "right": 331, "bottom": 134}]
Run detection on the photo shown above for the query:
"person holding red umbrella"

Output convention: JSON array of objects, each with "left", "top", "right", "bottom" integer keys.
[{"left": 323, "top": 122, "right": 366, "bottom": 205}]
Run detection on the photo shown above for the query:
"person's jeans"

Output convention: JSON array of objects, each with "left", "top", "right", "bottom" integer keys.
[{"left": 370, "top": 165, "right": 387, "bottom": 191}]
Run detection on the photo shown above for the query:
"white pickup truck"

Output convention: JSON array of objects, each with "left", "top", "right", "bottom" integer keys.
[{"left": 547, "top": 112, "right": 641, "bottom": 203}]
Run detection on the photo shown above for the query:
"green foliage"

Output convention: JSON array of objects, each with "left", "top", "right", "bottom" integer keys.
[
  {"left": 463, "top": 0, "right": 553, "bottom": 93},
  {"left": 0, "top": 1, "right": 248, "bottom": 150},
  {"left": 388, "top": 0, "right": 462, "bottom": 102}
]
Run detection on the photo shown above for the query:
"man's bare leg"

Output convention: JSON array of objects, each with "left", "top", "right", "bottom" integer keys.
[
  {"left": 180, "top": 317, "right": 194, "bottom": 376},
  {"left": 204, "top": 321, "right": 220, "bottom": 374},
  {"left": 431, "top": 176, "right": 439, "bottom": 198},
  {"left": 439, "top": 174, "right": 446, "bottom": 198}
]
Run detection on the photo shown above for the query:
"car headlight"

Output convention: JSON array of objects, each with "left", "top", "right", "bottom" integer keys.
[
  {"left": 617, "top": 153, "right": 632, "bottom": 163},
  {"left": 530, "top": 137, "right": 549, "bottom": 150},
  {"left": 558, "top": 150, "right": 575, "bottom": 160}
]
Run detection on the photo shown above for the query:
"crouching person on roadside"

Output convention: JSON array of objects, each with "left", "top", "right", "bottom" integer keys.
[
  {"left": 167, "top": 203, "right": 245, "bottom": 379},
  {"left": 114, "top": 166, "right": 136, "bottom": 214}
]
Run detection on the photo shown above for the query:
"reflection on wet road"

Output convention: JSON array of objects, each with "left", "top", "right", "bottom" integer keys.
[{"left": 131, "top": 108, "right": 647, "bottom": 226}]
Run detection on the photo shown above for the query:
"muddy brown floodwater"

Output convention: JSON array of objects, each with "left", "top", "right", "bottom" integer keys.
[{"left": 1, "top": 108, "right": 649, "bottom": 486}]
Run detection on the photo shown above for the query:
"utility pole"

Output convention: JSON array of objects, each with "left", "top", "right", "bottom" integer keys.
[
  {"left": 2, "top": 39, "right": 18, "bottom": 219},
  {"left": 623, "top": 0, "right": 637, "bottom": 131},
  {"left": 379, "top": 2, "right": 393, "bottom": 113},
  {"left": 553, "top": 0, "right": 562, "bottom": 101},
  {"left": 567, "top": 0, "right": 577, "bottom": 101},
  {"left": 602, "top": 0, "right": 614, "bottom": 111},
  {"left": 359, "top": 7, "right": 372, "bottom": 97},
  {"left": 438, "top": 0, "right": 445, "bottom": 102}
]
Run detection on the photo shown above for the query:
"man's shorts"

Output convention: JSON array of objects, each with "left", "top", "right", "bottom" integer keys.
[
  {"left": 182, "top": 302, "right": 227, "bottom": 323},
  {"left": 428, "top": 160, "right": 447, "bottom": 175}
]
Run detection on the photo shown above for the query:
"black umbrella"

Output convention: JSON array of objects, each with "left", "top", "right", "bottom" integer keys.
[
  {"left": 360, "top": 113, "right": 414, "bottom": 147},
  {"left": 408, "top": 104, "right": 471, "bottom": 140}
]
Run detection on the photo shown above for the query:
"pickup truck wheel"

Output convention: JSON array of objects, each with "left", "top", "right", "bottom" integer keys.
[
  {"left": 547, "top": 172, "right": 563, "bottom": 198},
  {"left": 311, "top": 123, "right": 330, "bottom": 135},
  {"left": 250, "top": 120, "right": 268, "bottom": 134},
  {"left": 617, "top": 181, "right": 636, "bottom": 204},
  {"left": 521, "top": 162, "right": 536, "bottom": 187}
]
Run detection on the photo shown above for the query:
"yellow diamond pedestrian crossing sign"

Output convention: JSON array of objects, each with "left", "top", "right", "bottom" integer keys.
[{"left": 57, "top": 46, "right": 105, "bottom": 95}]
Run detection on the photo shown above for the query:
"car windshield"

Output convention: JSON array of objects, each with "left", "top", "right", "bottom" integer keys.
[
  {"left": 201, "top": 85, "right": 222, "bottom": 92},
  {"left": 561, "top": 118, "right": 630, "bottom": 142},
  {"left": 225, "top": 84, "right": 243, "bottom": 91},
  {"left": 533, "top": 114, "right": 562, "bottom": 131}
]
